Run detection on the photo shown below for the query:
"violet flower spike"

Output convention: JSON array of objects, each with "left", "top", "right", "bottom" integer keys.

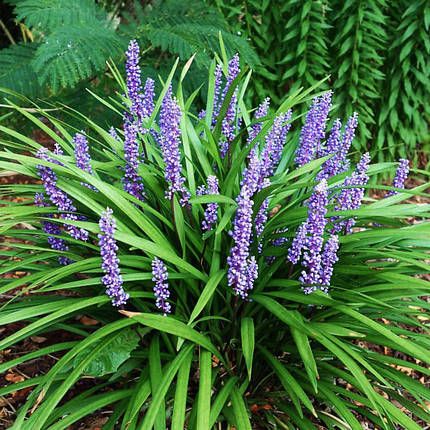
[
  {"left": 159, "top": 85, "right": 190, "bottom": 206},
  {"left": 295, "top": 92, "right": 332, "bottom": 167},
  {"left": 73, "top": 132, "right": 97, "bottom": 191},
  {"left": 319, "top": 234, "right": 339, "bottom": 293},
  {"left": 197, "top": 175, "right": 219, "bottom": 232},
  {"left": 98, "top": 208, "right": 129, "bottom": 307},
  {"left": 227, "top": 186, "right": 255, "bottom": 298},
  {"left": 35, "top": 193, "right": 71, "bottom": 265},
  {"left": 331, "top": 152, "right": 371, "bottom": 234},
  {"left": 151, "top": 257, "right": 171, "bottom": 315},
  {"left": 122, "top": 120, "right": 145, "bottom": 202},
  {"left": 36, "top": 147, "right": 88, "bottom": 242},
  {"left": 387, "top": 158, "right": 409, "bottom": 196},
  {"left": 219, "top": 54, "right": 240, "bottom": 158},
  {"left": 299, "top": 179, "right": 329, "bottom": 292},
  {"left": 247, "top": 97, "right": 270, "bottom": 147},
  {"left": 125, "top": 40, "right": 143, "bottom": 119}
]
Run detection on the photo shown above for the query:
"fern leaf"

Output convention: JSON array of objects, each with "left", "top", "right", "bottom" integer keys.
[
  {"left": 14, "top": 0, "right": 108, "bottom": 31},
  {"left": 0, "top": 42, "right": 42, "bottom": 98},
  {"left": 32, "top": 24, "right": 123, "bottom": 92}
]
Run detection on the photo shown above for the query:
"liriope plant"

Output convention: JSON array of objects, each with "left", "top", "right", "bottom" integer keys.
[{"left": 0, "top": 41, "right": 429, "bottom": 429}]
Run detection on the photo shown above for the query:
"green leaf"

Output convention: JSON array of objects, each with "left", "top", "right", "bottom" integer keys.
[
  {"left": 241, "top": 317, "right": 255, "bottom": 379},
  {"left": 73, "top": 328, "right": 140, "bottom": 377},
  {"left": 197, "top": 349, "right": 212, "bottom": 429},
  {"left": 230, "top": 386, "right": 252, "bottom": 430}
]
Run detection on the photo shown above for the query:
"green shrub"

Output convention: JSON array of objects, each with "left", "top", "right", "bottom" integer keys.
[{"left": 0, "top": 42, "right": 429, "bottom": 429}]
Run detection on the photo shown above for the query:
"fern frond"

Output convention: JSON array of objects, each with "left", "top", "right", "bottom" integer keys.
[
  {"left": 0, "top": 42, "right": 42, "bottom": 98},
  {"left": 377, "top": 0, "right": 430, "bottom": 162},
  {"left": 14, "top": 0, "right": 109, "bottom": 31},
  {"left": 32, "top": 25, "right": 123, "bottom": 92},
  {"left": 121, "top": 0, "right": 258, "bottom": 69},
  {"left": 330, "top": 0, "right": 388, "bottom": 153}
]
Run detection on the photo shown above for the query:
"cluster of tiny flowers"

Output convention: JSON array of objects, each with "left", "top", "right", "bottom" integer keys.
[
  {"left": 125, "top": 40, "right": 155, "bottom": 132},
  {"left": 34, "top": 193, "right": 70, "bottom": 265},
  {"left": 196, "top": 175, "right": 219, "bottom": 232},
  {"left": 247, "top": 97, "right": 270, "bottom": 147},
  {"left": 98, "top": 208, "right": 129, "bottom": 307},
  {"left": 266, "top": 228, "right": 289, "bottom": 264},
  {"left": 159, "top": 86, "right": 190, "bottom": 206},
  {"left": 287, "top": 180, "right": 330, "bottom": 294},
  {"left": 73, "top": 132, "right": 97, "bottom": 191},
  {"left": 36, "top": 147, "right": 88, "bottom": 241},
  {"left": 216, "top": 55, "right": 241, "bottom": 158},
  {"left": 317, "top": 113, "right": 358, "bottom": 180},
  {"left": 330, "top": 152, "right": 371, "bottom": 234},
  {"left": 387, "top": 158, "right": 409, "bottom": 196},
  {"left": 122, "top": 120, "right": 145, "bottom": 202},
  {"left": 151, "top": 257, "right": 171, "bottom": 315},
  {"left": 255, "top": 179, "right": 271, "bottom": 253},
  {"left": 227, "top": 186, "right": 255, "bottom": 298},
  {"left": 260, "top": 110, "right": 292, "bottom": 179},
  {"left": 109, "top": 126, "right": 119, "bottom": 140},
  {"left": 319, "top": 235, "right": 339, "bottom": 292},
  {"left": 294, "top": 91, "right": 332, "bottom": 167}
]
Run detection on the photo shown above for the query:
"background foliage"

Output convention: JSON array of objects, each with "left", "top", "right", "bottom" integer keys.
[
  {"left": 0, "top": 0, "right": 258, "bottom": 127},
  {"left": 212, "top": 0, "right": 430, "bottom": 163}
]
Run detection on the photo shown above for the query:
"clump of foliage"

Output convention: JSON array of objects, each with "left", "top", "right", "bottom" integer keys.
[
  {"left": 0, "top": 42, "right": 429, "bottom": 429},
  {"left": 213, "top": 0, "right": 430, "bottom": 163}
]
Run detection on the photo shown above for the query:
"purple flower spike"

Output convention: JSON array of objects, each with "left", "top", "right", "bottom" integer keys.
[
  {"left": 159, "top": 85, "right": 190, "bottom": 206},
  {"left": 73, "top": 132, "right": 97, "bottom": 191},
  {"left": 98, "top": 208, "right": 129, "bottom": 307},
  {"left": 227, "top": 186, "right": 255, "bottom": 298},
  {"left": 109, "top": 127, "right": 119, "bottom": 140},
  {"left": 331, "top": 152, "right": 371, "bottom": 234},
  {"left": 151, "top": 257, "right": 171, "bottom": 315},
  {"left": 295, "top": 91, "right": 332, "bottom": 167},
  {"left": 387, "top": 158, "right": 409, "bottom": 196},
  {"left": 218, "top": 55, "right": 241, "bottom": 158},
  {"left": 260, "top": 110, "right": 292, "bottom": 178},
  {"left": 298, "top": 180, "right": 329, "bottom": 290},
  {"left": 122, "top": 120, "right": 145, "bottom": 202},
  {"left": 197, "top": 175, "right": 219, "bottom": 232},
  {"left": 319, "top": 235, "right": 339, "bottom": 292},
  {"left": 36, "top": 147, "right": 88, "bottom": 242},
  {"left": 35, "top": 193, "right": 71, "bottom": 265},
  {"left": 125, "top": 40, "right": 143, "bottom": 117},
  {"left": 143, "top": 77, "right": 155, "bottom": 119},
  {"left": 247, "top": 97, "right": 270, "bottom": 147}
]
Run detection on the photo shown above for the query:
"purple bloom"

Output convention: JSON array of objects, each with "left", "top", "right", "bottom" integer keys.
[
  {"left": 294, "top": 91, "right": 332, "bottom": 167},
  {"left": 197, "top": 175, "right": 219, "bottom": 232},
  {"left": 331, "top": 152, "right": 371, "bottom": 234},
  {"left": 151, "top": 257, "right": 171, "bottom": 315},
  {"left": 36, "top": 147, "right": 88, "bottom": 242},
  {"left": 122, "top": 120, "right": 145, "bottom": 202},
  {"left": 142, "top": 77, "right": 155, "bottom": 120},
  {"left": 109, "top": 126, "right": 119, "bottom": 141},
  {"left": 255, "top": 178, "right": 271, "bottom": 253},
  {"left": 287, "top": 180, "right": 329, "bottom": 293},
  {"left": 35, "top": 193, "right": 71, "bottom": 265},
  {"left": 73, "top": 132, "right": 97, "bottom": 191},
  {"left": 216, "top": 55, "right": 241, "bottom": 158},
  {"left": 125, "top": 40, "right": 143, "bottom": 118},
  {"left": 298, "top": 180, "right": 329, "bottom": 292},
  {"left": 247, "top": 98, "right": 270, "bottom": 146},
  {"left": 319, "top": 235, "right": 339, "bottom": 292},
  {"left": 159, "top": 85, "right": 190, "bottom": 206},
  {"left": 260, "top": 110, "right": 292, "bottom": 179},
  {"left": 98, "top": 208, "right": 129, "bottom": 307},
  {"left": 227, "top": 186, "right": 256, "bottom": 298},
  {"left": 387, "top": 158, "right": 409, "bottom": 196}
]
